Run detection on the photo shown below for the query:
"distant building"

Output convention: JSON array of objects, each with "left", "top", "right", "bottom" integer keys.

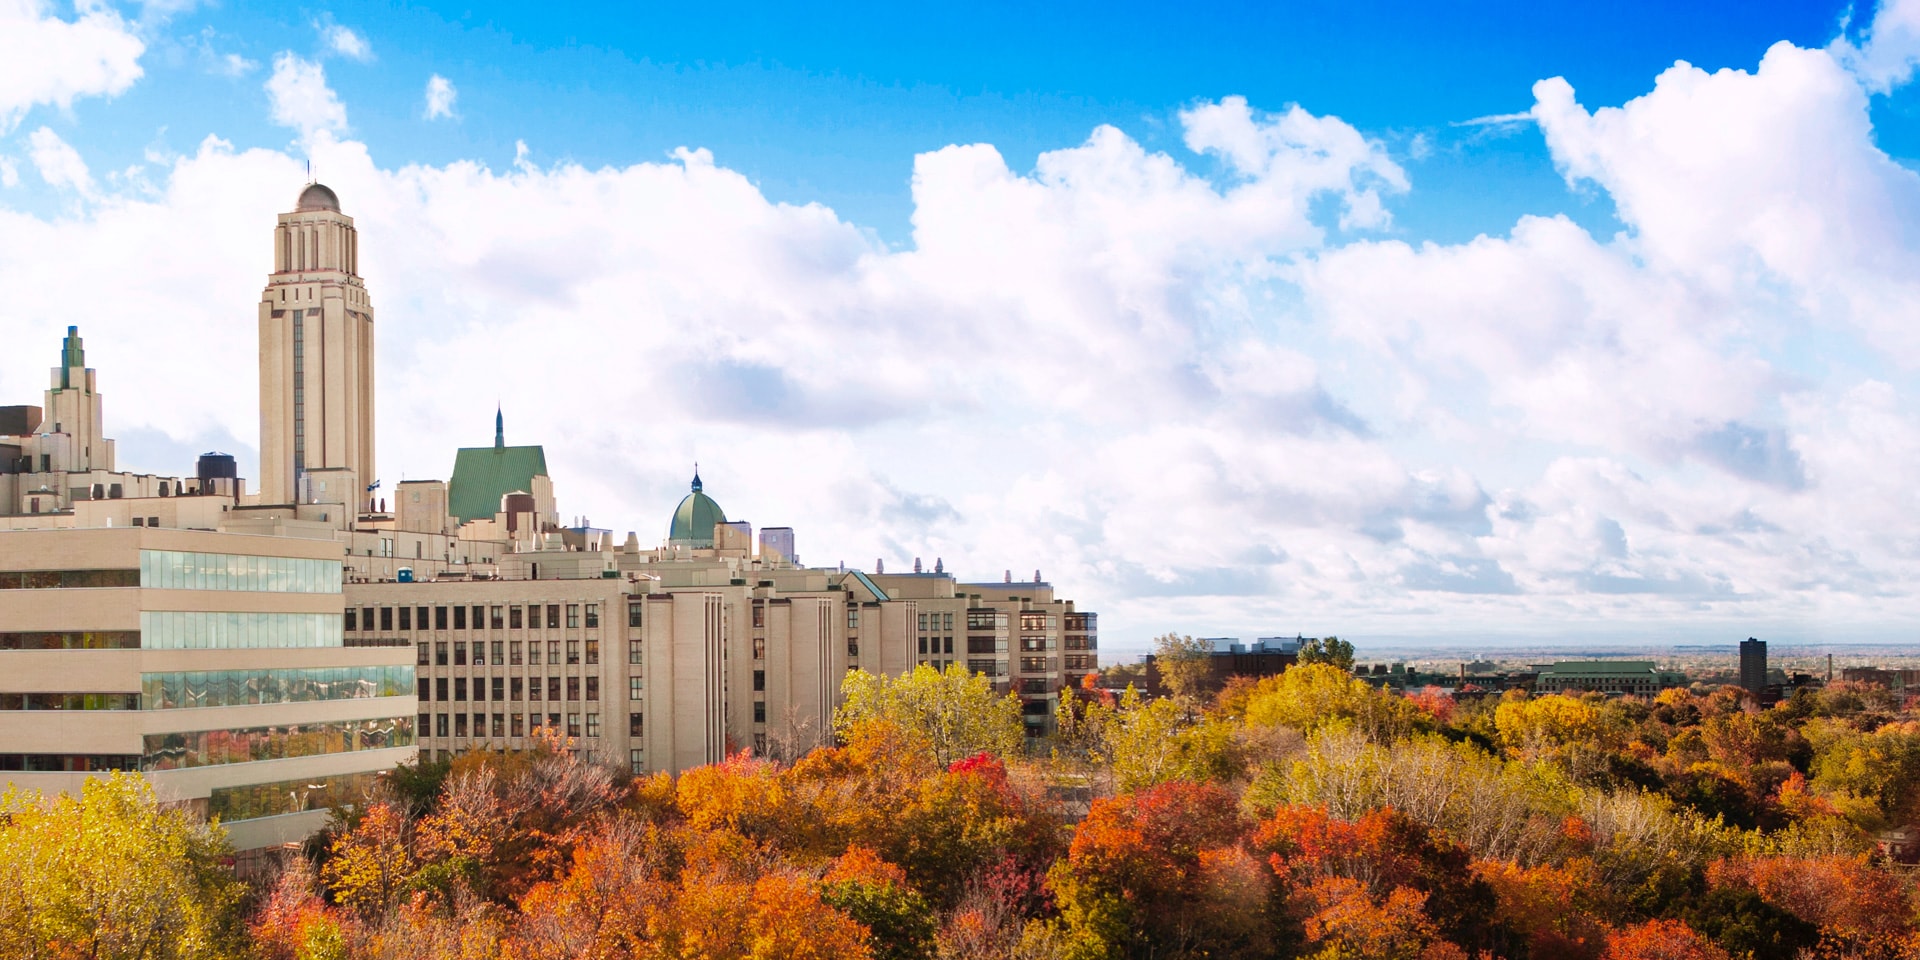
[
  {"left": 1739, "top": 638, "right": 1767, "bottom": 697},
  {"left": 1840, "top": 667, "right": 1920, "bottom": 691},
  {"left": 1534, "top": 660, "right": 1687, "bottom": 696}
]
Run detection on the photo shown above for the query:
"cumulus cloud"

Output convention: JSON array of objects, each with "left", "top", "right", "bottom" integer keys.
[
  {"left": 423, "top": 74, "right": 455, "bottom": 120},
  {"left": 264, "top": 52, "right": 347, "bottom": 139},
  {"left": 0, "top": 0, "right": 144, "bottom": 132},
  {"left": 4, "top": 3, "right": 1920, "bottom": 646},
  {"left": 322, "top": 23, "right": 371, "bottom": 61},
  {"left": 1833, "top": 0, "right": 1920, "bottom": 92},
  {"left": 27, "top": 126, "right": 93, "bottom": 196}
]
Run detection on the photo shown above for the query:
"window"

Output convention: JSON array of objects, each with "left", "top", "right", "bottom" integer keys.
[
  {"left": 1020, "top": 656, "right": 1049, "bottom": 673},
  {"left": 471, "top": 641, "right": 483, "bottom": 665},
  {"left": 454, "top": 678, "right": 467, "bottom": 701},
  {"left": 753, "top": 637, "right": 766, "bottom": 659},
  {"left": 585, "top": 639, "right": 599, "bottom": 665},
  {"left": 511, "top": 713, "right": 524, "bottom": 738},
  {"left": 969, "top": 638, "right": 994, "bottom": 654},
  {"left": 380, "top": 607, "right": 393, "bottom": 631},
  {"left": 567, "top": 713, "right": 581, "bottom": 738},
  {"left": 529, "top": 679, "right": 542, "bottom": 701},
  {"left": 586, "top": 677, "right": 599, "bottom": 700},
  {"left": 943, "top": 613, "right": 954, "bottom": 631},
  {"left": 629, "top": 712, "right": 644, "bottom": 736},
  {"left": 566, "top": 604, "right": 580, "bottom": 628},
  {"left": 548, "top": 678, "right": 560, "bottom": 701},
  {"left": 919, "top": 637, "right": 928, "bottom": 655},
  {"left": 511, "top": 641, "right": 523, "bottom": 665},
  {"left": 567, "top": 677, "right": 580, "bottom": 701},
  {"left": 436, "top": 713, "right": 448, "bottom": 737},
  {"left": 455, "top": 714, "right": 467, "bottom": 737},
  {"left": 436, "top": 678, "right": 448, "bottom": 701},
  {"left": 848, "top": 608, "right": 859, "bottom": 629},
  {"left": 754, "top": 604, "right": 766, "bottom": 628},
  {"left": 628, "top": 603, "right": 642, "bottom": 627},
  {"left": 492, "top": 714, "right": 505, "bottom": 738},
  {"left": 585, "top": 604, "right": 599, "bottom": 628},
  {"left": 363, "top": 607, "right": 375, "bottom": 631},
  {"left": 492, "top": 677, "right": 505, "bottom": 701},
  {"left": 753, "top": 702, "right": 766, "bottom": 723},
  {"left": 435, "top": 606, "right": 448, "bottom": 630},
  {"left": 586, "top": 713, "right": 600, "bottom": 738},
  {"left": 417, "top": 642, "right": 430, "bottom": 665},
  {"left": 453, "top": 605, "right": 467, "bottom": 630},
  {"left": 629, "top": 677, "right": 644, "bottom": 700},
  {"left": 525, "top": 604, "right": 539, "bottom": 628},
  {"left": 417, "top": 606, "right": 429, "bottom": 630},
  {"left": 628, "top": 639, "right": 643, "bottom": 664},
  {"left": 471, "top": 606, "right": 483, "bottom": 630},
  {"left": 510, "top": 606, "right": 523, "bottom": 629},
  {"left": 547, "top": 712, "right": 560, "bottom": 731},
  {"left": 548, "top": 640, "right": 559, "bottom": 663},
  {"left": 511, "top": 678, "right": 523, "bottom": 700},
  {"left": 417, "top": 678, "right": 430, "bottom": 701},
  {"left": 944, "top": 637, "right": 954, "bottom": 655},
  {"left": 567, "top": 639, "right": 580, "bottom": 665},
  {"left": 492, "top": 641, "right": 504, "bottom": 664},
  {"left": 489, "top": 606, "right": 503, "bottom": 630},
  {"left": 630, "top": 750, "right": 644, "bottom": 773},
  {"left": 918, "top": 613, "right": 927, "bottom": 631},
  {"left": 546, "top": 605, "right": 559, "bottom": 628},
  {"left": 418, "top": 712, "right": 430, "bottom": 735},
  {"left": 454, "top": 644, "right": 467, "bottom": 666},
  {"left": 345, "top": 610, "right": 358, "bottom": 631},
  {"left": 753, "top": 670, "right": 765, "bottom": 692},
  {"left": 528, "top": 642, "right": 541, "bottom": 666},
  {"left": 473, "top": 713, "right": 485, "bottom": 737}
]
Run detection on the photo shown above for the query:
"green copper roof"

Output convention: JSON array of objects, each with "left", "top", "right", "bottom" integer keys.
[
  {"left": 59, "top": 326, "right": 83, "bottom": 389},
  {"left": 668, "top": 470, "right": 727, "bottom": 546},
  {"left": 448, "top": 443, "right": 548, "bottom": 524}
]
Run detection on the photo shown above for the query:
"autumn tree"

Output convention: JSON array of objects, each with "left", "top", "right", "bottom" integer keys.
[
  {"left": 837, "top": 664, "right": 1024, "bottom": 766},
  {"left": 1152, "top": 633, "right": 1215, "bottom": 706},
  {"left": 1296, "top": 636, "right": 1355, "bottom": 671},
  {"left": 0, "top": 773, "right": 244, "bottom": 960}
]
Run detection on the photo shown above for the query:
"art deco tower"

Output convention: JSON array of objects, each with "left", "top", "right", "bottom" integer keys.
[{"left": 258, "top": 183, "right": 375, "bottom": 507}]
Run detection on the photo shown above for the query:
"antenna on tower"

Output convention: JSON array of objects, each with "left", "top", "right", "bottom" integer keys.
[{"left": 305, "top": 159, "right": 313, "bottom": 184}]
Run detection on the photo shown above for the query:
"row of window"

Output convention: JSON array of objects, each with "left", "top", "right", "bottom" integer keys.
[
  {"left": 140, "top": 550, "right": 342, "bottom": 594},
  {"left": 0, "top": 693, "right": 139, "bottom": 711},
  {"left": 0, "top": 569, "right": 139, "bottom": 590},
  {"left": 348, "top": 602, "right": 615, "bottom": 632},
  {"left": 142, "top": 716, "right": 412, "bottom": 770},
  {"left": 0, "top": 631, "right": 140, "bottom": 650},
  {"left": 919, "top": 637, "right": 955, "bottom": 656},
  {"left": 140, "top": 612, "right": 345, "bottom": 650},
  {"left": 208, "top": 771, "right": 384, "bottom": 823},
  {"left": 0, "top": 754, "right": 140, "bottom": 772},
  {"left": 142, "top": 666, "right": 412, "bottom": 710},
  {"left": 917, "top": 613, "right": 956, "bottom": 632},
  {"left": 420, "top": 675, "right": 629, "bottom": 703},
  {"left": 417, "top": 638, "right": 623, "bottom": 667},
  {"left": 422, "top": 711, "right": 634, "bottom": 740}
]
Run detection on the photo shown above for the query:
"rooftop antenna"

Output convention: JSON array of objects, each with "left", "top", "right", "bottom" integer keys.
[{"left": 306, "top": 159, "right": 313, "bottom": 184}]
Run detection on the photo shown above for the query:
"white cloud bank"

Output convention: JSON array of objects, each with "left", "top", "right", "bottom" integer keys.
[
  {"left": 0, "top": 0, "right": 143, "bottom": 132},
  {"left": 2, "top": 2, "right": 1920, "bottom": 648}
]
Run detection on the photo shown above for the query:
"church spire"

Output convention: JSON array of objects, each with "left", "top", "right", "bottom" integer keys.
[{"left": 494, "top": 405, "right": 504, "bottom": 449}]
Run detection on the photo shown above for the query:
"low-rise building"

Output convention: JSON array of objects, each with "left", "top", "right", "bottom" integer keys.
[{"left": 1534, "top": 660, "right": 1688, "bottom": 696}]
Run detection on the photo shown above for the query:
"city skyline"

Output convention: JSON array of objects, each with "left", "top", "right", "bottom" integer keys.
[{"left": 4, "top": 1, "right": 1920, "bottom": 652}]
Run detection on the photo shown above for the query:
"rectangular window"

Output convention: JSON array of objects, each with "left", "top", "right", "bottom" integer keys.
[
  {"left": 628, "top": 603, "right": 642, "bottom": 627},
  {"left": 489, "top": 606, "right": 503, "bottom": 630},
  {"left": 527, "top": 604, "right": 540, "bottom": 628},
  {"left": 471, "top": 642, "right": 483, "bottom": 665},
  {"left": 629, "top": 677, "right": 644, "bottom": 700},
  {"left": 380, "top": 607, "right": 393, "bottom": 631},
  {"left": 566, "top": 604, "right": 580, "bottom": 628},
  {"left": 630, "top": 749, "right": 644, "bottom": 773},
  {"left": 754, "top": 604, "right": 766, "bottom": 628},
  {"left": 436, "top": 713, "right": 448, "bottom": 737},
  {"left": 511, "top": 713, "right": 524, "bottom": 738},
  {"left": 417, "top": 642, "right": 430, "bottom": 665},
  {"left": 548, "top": 640, "right": 559, "bottom": 663},
  {"left": 472, "top": 678, "right": 484, "bottom": 702},
  {"left": 528, "top": 642, "right": 541, "bottom": 666},
  {"left": 435, "top": 642, "right": 448, "bottom": 666},
  {"left": 473, "top": 712, "right": 485, "bottom": 736},
  {"left": 754, "top": 670, "right": 765, "bottom": 692},
  {"left": 529, "top": 679, "right": 542, "bottom": 701},
  {"left": 492, "top": 677, "right": 504, "bottom": 701},
  {"left": 418, "top": 712, "right": 430, "bottom": 735},
  {"left": 585, "top": 604, "right": 599, "bottom": 628},
  {"left": 547, "top": 712, "right": 560, "bottom": 731},
  {"left": 511, "top": 678, "right": 523, "bottom": 700},
  {"left": 417, "top": 678, "right": 430, "bottom": 701},
  {"left": 436, "top": 678, "right": 448, "bottom": 701},
  {"left": 417, "top": 607, "right": 429, "bottom": 630},
  {"left": 492, "top": 641, "right": 504, "bottom": 664},
  {"left": 548, "top": 677, "right": 560, "bottom": 701},
  {"left": 471, "top": 606, "right": 483, "bottom": 630},
  {"left": 754, "top": 702, "right": 766, "bottom": 723},
  {"left": 453, "top": 605, "right": 467, "bottom": 630},
  {"left": 435, "top": 606, "right": 448, "bottom": 630},
  {"left": 753, "top": 637, "right": 766, "bottom": 659},
  {"left": 628, "top": 639, "right": 643, "bottom": 664},
  {"left": 585, "top": 639, "right": 599, "bottom": 665},
  {"left": 1020, "top": 656, "right": 1049, "bottom": 673},
  {"left": 567, "top": 677, "right": 580, "bottom": 701},
  {"left": 586, "top": 713, "right": 600, "bottom": 738},
  {"left": 566, "top": 713, "right": 580, "bottom": 738},
  {"left": 919, "top": 637, "right": 929, "bottom": 655},
  {"left": 567, "top": 640, "right": 580, "bottom": 665},
  {"left": 454, "top": 644, "right": 467, "bottom": 666},
  {"left": 848, "top": 608, "right": 859, "bottom": 629},
  {"left": 944, "top": 637, "right": 954, "bottom": 655},
  {"left": 492, "top": 714, "right": 505, "bottom": 738},
  {"left": 943, "top": 613, "right": 954, "bottom": 631},
  {"left": 345, "top": 609, "right": 358, "bottom": 631},
  {"left": 511, "top": 641, "right": 523, "bottom": 665},
  {"left": 547, "top": 605, "right": 560, "bottom": 629},
  {"left": 630, "top": 712, "right": 644, "bottom": 736},
  {"left": 586, "top": 677, "right": 599, "bottom": 701},
  {"left": 918, "top": 613, "right": 928, "bottom": 631},
  {"left": 454, "top": 678, "right": 467, "bottom": 701},
  {"left": 454, "top": 713, "right": 467, "bottom": 737},
  {"left": 510, "top": 606, "right": 523, "bottom": 629}
]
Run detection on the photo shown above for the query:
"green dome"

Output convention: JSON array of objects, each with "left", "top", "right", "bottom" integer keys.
[{"left": 668, "top": 471, "right": 726, "bottom": 547}]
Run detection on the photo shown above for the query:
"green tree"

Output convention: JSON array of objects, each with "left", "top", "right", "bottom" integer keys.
[
  {"left": 0, "top": 773, "right": 244, "bottom": 959},
  {"left": 837, "top": 664, "right": 1025, "bottom": 766},
  {"left": 1296, "top": 636, "right": 1355, "bottom": 671},
  {"left": 1152, "top": 633, "right": 1215, "bottom": 705}
]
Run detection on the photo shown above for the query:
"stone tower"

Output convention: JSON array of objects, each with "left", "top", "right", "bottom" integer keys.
[{"left": 258, "top": 182, "right": 375, "bottom": 507}]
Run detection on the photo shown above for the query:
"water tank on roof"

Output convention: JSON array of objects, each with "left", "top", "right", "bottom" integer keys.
[{"left": 197, "top": 452, "right": 238, "bottom": 481}]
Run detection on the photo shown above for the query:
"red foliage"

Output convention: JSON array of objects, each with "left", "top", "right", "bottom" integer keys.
[
  {"left": 1709, "top": 854, "right": 1912, "bottom": 944},
  {"left": 1602, "top": 919, "right": 1732, "bottom": 960}
]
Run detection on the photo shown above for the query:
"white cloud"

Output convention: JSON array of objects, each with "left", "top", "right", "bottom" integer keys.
[
  {"left": 27, "top": 126, "right": 93, "bottom": 197},
  {"left": 323, "top": 23, "right": 371, "bottom": 62},
  {"left": 0, "top": 155, "right": 18, "bottom": 188},
  {"left": 3, "top": 3, "right": 1920, "bottom": 647},
  {"left": 264, "top": 52, "right": 347, "bottom": 139},
  {"left": 423, "top": 74, "right": 456, "bottom": 120},
  {"left": 1833, "top": 0, "right": 1920, "bottom": 92},
  {"left": 0, "top": 0, "right": 145, "bottom": 132}
]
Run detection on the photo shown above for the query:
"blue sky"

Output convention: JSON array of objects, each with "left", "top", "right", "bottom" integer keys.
[{"left": 6, "top": 0, "right": 1920, "bottom": 655}]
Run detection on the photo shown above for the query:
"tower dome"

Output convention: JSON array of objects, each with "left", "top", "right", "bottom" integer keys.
[
  {"left": 296, "top": 182, "right": 341, "bottom": 213},
  {"left": 668, "top": 469, "right": 727, "bottom": 547}
]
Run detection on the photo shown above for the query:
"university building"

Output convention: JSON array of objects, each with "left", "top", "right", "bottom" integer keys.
[{"left": 0, "top": 183, "right": 1097, "bottom": 844}]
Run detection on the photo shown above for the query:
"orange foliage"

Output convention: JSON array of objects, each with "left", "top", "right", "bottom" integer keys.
[
  {"left": 1473, "top": 859, "right": 1607, "bottom": 960},
  {"left": 1709, "top": 854, "right": 1913, "bottom": 944},
  {"left": 1602, "top": 919, "right": 1732, "bottom": 960}
]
